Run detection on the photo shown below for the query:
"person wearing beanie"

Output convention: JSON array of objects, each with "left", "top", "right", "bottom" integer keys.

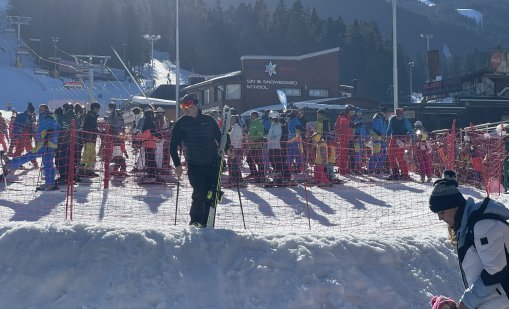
[
  {"left": 170, "top": 93, "right": 232, "bottom": 227},
  {"left": 430, "top": 295, "right": 457, "bottom": 309},
  {"left": 430, "top": 170, "right": 509, "bottom": 309}
]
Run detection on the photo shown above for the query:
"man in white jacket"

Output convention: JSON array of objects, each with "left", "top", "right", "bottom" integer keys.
[{"left": 430, "top": 170, "right": 509, "bottom": 309}]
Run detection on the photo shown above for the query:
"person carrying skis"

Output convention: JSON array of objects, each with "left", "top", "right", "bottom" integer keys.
[
  {"left": 2, "top": 104, "right": 60, "bottom": 190},
  {"left": 170, "top": 93, "right": 232, "bottom": 228},
  {"left": 429, "top": 170, "right": 509, "bottom": 309}
]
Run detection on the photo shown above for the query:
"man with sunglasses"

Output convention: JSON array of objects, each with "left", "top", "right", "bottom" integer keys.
[{"left": 170, "top": 93, "right": 232, "bottom": 227}]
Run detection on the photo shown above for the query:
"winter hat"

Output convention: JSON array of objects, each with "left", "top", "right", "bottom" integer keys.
[
  {"left": 429, "top": 170, "right": 466, "bottom": 213},
  {"left": 430, "top": 295, "right": 457, "bottom": 309},
  {"left": 27, "top": 102, "right": 35, "bottom": 113}
]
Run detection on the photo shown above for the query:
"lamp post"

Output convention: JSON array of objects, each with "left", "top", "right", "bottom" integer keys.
[
  {"left": 420, "top": 33, "right": 434, "bottom": 51},
  {"left": 51, "top": 36, "right": 59, "bottom": 75},
  {"left": 175, "top": 0, "right": 181, "bottom": 120},
  {"left": 392, "top": 0, "right": 398, "bottom": 111},
  {"left": 143, "top": 34, "right": 161, "bottom": 70},
  {"left": 409, "top": 61, "right": 415, "bottom": 101},
  {"left": 420, "top": 33, "right": 434, "bottom": 81},
  {"left": 122, "top": 43, "right": 127, "bottom": 61}
]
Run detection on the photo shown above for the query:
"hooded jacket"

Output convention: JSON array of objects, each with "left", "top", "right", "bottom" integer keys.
[{"left": 457, "top": 197, "right": 509, "bottom": 309}]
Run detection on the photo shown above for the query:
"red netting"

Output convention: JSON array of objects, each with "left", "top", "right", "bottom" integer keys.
[{"left": 0, "top": 116, "right": 505, "bottom": 233}]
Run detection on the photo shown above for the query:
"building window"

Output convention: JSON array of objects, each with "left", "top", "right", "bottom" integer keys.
[
  {"left": 203, "top": 89, "right": 210, "bottom": 105},
  {"left": 214, "top": 86, "right": 223, "bottom": 102},
  {"left": 283, "top": 88, "right": 301, "bottom": 97},
  {"left": 226, "top": 84, "right": 241, "bottom": 100},
  {"left": 309, "top": 89, "right": 329, "bottom": 97}
]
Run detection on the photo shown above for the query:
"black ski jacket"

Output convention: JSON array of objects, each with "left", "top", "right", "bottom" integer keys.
[{"left": 170, "top": 111, "right": 230, "bottom": 167}]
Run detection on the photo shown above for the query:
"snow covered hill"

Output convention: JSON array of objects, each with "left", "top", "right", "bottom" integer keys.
[{"left": 0, "top": 224, "right": 463, "bottom": 309}]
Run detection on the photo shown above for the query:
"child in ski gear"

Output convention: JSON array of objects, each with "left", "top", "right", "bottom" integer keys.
[
  {"left": 227, "top": 115, "right": 244, "bottom": 186},
  {"left": 335, "top": 105, "right": 355, "bottom": 175},
  {"left": 369, "top": 106, "right": 389, "bottom": 174},
  {"left": 311, "top": 132, "right": 329, "bottom": 186},
  {"left": 111, "top": 134, "right": 128, "bottom": 176},
  {"left": 0, "top": 112, "right": 8, "bottom": 152},
  {"left": 138, "top": 109, "right": 161, "bottom": 182},
  {"left": 3, "top": 104, "right": 60, "bottom": 190},
  {"left": 429, "top": 170, "right": 509, "bottom": 309},
  {"left": 266, "top": 111, "right": 290, "bottom": 184},
  {"left": 386, "top": 108, "right": 414, "bottom": 180},
  {"left": 246, "top": 111, "right": 265, "bottom": 182},
  {"left": 10, "top": 102, "right": 38, "bottom": 168},
  {"left": 430, "top": 295, "right": 458, "bottom": 309},
  {"left": 80, "top": 102, "right": 101, "bottom": 177},
  {"left": 170, "top": 94, "right": 232, "bottom": 227},
  {"left": 414, "top": 123, "right": 433, "bottom": 182}
]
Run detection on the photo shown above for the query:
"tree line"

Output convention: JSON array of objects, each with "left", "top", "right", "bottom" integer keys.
[{"left": 8, "top": 0, "right": 491, "bottom": 102}]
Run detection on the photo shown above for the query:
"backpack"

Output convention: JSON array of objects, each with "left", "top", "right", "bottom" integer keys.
[{"left": 457, "top": 197, "right": 509, "bottom": 288}]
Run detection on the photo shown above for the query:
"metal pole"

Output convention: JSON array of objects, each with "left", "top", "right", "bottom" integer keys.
[
  {"left": 176, "top": 0, "right": 180, "bottom": 120},
  {"left": 392, "top": 0, "right": 398, "bottom": 111},
  {"left": 151, "top": 40, "right": 154, "bottom": 70},
  {"left": 409, "top": 62, "right": 414, "bottom": 99},
  {"left": 88, "top": 67, "right": 94, "bottom": 103}
]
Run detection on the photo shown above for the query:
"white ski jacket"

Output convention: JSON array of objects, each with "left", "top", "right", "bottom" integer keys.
[{"left": 457, "top": 197, "right": 509, "bottom": 309}]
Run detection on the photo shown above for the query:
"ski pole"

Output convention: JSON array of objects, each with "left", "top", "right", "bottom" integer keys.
[
  {"left": 35, "top": 159, "right": 43, "bottom": 192},
  {"left": 236, "top": 182, "right": 246, "bottom": 229},
  {"left": 174, "top": 179, "right": 180, "bottom": 226},
  {"left": 0, "top": 151, "right": 7, "bottom": 191}
]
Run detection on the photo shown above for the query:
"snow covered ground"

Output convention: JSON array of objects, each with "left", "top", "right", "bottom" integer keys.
[
  {"left": 0, "top": 157, "right": 502, "bottom": 308},
  {"left": 0, "top": 2, "right": 501, "bottom": 308}
]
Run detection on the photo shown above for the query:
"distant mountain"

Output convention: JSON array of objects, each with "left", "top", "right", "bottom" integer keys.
[{"left": 204, "top": 0, "right": 509, "bottom": 56}]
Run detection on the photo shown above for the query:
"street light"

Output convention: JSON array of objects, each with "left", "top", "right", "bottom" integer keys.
[
  {"left": 420, "top": 33, "right": 434, "bottom": 81},
  {"left": 143, "top": 34, "right": 161, "bottom": 70},
  {"left": 175, "top": 0, "right": 181, "bottom": 119},
  {"left": 409, "top": 61, "right": 415, "bottom": 100},
  {"left": 392, "top": 0, "right": 398, "bottom": 111},
  {"left": 51, "top": 36, "right": 59, "bottom": 75},
  {"left": 419, "top": 33, "right": 434, "bottom": 51},
  {"left": 122, "top": 43, "right": 127, "bottom": 61}
]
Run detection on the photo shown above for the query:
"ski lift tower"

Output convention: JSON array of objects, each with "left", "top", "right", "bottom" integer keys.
[
  {"left": 71, "top": 54, "right": 111, "bottom": 106},
  {"left": 7, "top": 16, "right": 31, "bottom": 67}
]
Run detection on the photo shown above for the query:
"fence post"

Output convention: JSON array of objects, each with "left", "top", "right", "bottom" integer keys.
[
  {"left": 103, "top": 124, "right": 111, "bottom": 189},
  {"left": 65, "top": 119, "right": 76, "bottom": 221}
]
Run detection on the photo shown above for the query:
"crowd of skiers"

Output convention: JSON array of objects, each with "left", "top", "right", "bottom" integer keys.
[
  {"left": 0, "top": 98, "right": 499, "bottom": 191},
  {"left": 0, "top": 100, "right": 174, "bottom": 190}
]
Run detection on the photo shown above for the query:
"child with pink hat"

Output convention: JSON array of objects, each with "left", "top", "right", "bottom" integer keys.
[{"left": 430, "top": 295, "right": 458, "bottom": 309}]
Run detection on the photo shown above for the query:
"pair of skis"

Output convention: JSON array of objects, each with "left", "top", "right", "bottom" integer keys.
[{"left": 206, "top": 106, "right": 246, "bottom": 229}]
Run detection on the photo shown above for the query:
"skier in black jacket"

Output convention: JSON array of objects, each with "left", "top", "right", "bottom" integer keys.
[{"left": 170, "top": 94, "right": 232, "bottom": 227}]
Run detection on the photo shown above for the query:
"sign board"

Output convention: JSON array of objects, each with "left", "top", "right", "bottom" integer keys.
[{"left": 421, "top": 79, "right": 461, "bottom": 96}]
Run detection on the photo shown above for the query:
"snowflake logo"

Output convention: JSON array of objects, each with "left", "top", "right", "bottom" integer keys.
[{"left": 265, "top": 61, "right": 277, "bottom": 77}]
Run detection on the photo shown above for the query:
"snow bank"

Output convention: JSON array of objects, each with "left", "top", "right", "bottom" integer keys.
[{"left": 0, "top": 224, "right": 462, "bottom": 309}]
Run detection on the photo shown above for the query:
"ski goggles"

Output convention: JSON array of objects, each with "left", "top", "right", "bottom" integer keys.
[{"left": 179, "top": 100, "right": 195, "bottom": 109}]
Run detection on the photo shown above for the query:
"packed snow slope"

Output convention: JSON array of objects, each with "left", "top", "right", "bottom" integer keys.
[{"left": 0, "top": 223, "right": 463, "bottom": 309}]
